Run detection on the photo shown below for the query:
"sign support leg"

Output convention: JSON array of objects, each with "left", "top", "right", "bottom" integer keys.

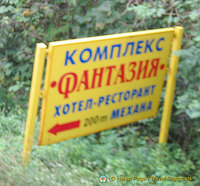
[
  {"left": 22, "top": 43, "right": 47, "bottom": 164},
  {"left": 159, "top": 26, "right": 183, "bottom": 143}
]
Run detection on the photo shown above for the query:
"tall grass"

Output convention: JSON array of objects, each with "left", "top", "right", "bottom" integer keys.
[{"left": 0, "top": 111, "right": 199, "bottom": 185}]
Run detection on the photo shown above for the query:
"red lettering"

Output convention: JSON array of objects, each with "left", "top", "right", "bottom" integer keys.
[
  {"left": 126, "top": 62, "right": 136, "bottom": 82},
  {"left": 58, "top": 72, "right": 77, "bottom": 98},
  {"left": 137, "top": 60, "right": 149, "bottom": 80},
  {"left": 77, "top": 70, "right": 89, "bottom": 91},
  {"left": 91, "top": 67, "right": 104, "bottom": 88},
  {"left": 57, "top": 58, "right": 161, "bottom": 98},
  {"left": 106, "top": 66, "right": 116, "bottom": 86},
  {"left": 114, "top": 64, "right": 125, "bottom": 84},
  {"left": 148, "top": 58, "right": 160, "bottom": 77}
]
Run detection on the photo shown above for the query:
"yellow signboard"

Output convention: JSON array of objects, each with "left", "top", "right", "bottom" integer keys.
[{"left": 22, "top": 27, "right": 183, "bottom": 163}]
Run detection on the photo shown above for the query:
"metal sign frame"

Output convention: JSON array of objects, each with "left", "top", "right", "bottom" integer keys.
[{"left": 22, "top": 27, "right": 183, "bottom": 163}]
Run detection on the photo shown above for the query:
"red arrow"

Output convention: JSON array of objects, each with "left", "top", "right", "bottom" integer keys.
[{"left": 48, "top": 120, "right": 80, "bottom": 135}]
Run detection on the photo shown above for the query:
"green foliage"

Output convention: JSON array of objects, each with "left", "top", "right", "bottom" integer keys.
[
  {"left": 0, "top": 0, "right": 200, "bottom": 185},
  {"left": 0, "top": 113, "right": 199, "bottom": 185}
]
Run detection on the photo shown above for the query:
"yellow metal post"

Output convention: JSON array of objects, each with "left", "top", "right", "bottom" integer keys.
[
  {"left": 22, "top": 43, "right": 47, "bottom": 164},
  {"left": 159, "top": 26, "right": 183, "bottom": 143}
]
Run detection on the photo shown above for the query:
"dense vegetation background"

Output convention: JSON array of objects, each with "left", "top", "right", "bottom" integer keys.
[{"left": 0, "top": 0, "right": 199, "bottom": 185}]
